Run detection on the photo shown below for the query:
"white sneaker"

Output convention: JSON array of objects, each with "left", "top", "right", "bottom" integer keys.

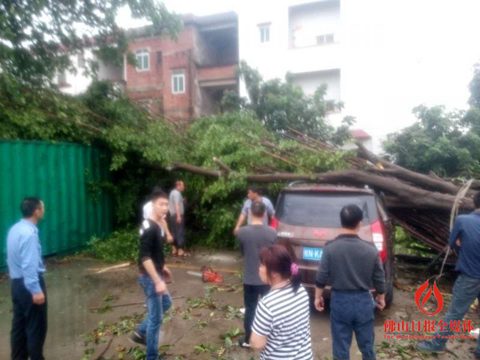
[{"left": 238, "top": 339, "right": 251, "bottom": 348}]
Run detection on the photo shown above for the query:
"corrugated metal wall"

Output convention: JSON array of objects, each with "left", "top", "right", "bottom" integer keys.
[{"left": 0, "top": 141, "right": 112, "bottom": 269}]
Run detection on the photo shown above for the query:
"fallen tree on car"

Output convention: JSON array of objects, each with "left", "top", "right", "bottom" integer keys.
[{"left": 169, "top": 128, "right": 475, "bottom": 255}]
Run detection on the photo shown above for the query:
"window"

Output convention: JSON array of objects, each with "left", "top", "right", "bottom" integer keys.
[
  {"left": 258, "top": 23, "right": 270, "bottom": 43},
  {"left": 316, "top": 33, "right": 335, "bottom": 46},
  {"left": 276, "top": 193, "right": 378, "bottom": 227},
  {"left": 171, "top": 69, "right": 185, "bottom": 94},
  {"left": 135, "top": 49, "right": 149, "bottom": 71}
]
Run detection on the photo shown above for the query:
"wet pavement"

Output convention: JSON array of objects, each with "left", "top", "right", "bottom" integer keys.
[{"left": 0, "top": 251, "right": 479, "bottom": 359}]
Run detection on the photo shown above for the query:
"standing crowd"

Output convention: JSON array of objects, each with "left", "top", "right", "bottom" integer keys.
[{"left": 6, "top": 185, "right": 480, "bottom": 360}]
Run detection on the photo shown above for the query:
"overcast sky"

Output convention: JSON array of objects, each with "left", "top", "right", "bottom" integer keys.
[{"left": 117, "top": 0, "right": 480, "bottom": 143}]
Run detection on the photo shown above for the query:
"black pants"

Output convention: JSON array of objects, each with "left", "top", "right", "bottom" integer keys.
[
  {"left": 11, "top": 276, "right": 47, "bottom": 360},
  {"left": 169, "top": 214, "right": 186, "bottom": 249},
  {"left": 244, "top": 284, "right": 270, "bottom": 343}
]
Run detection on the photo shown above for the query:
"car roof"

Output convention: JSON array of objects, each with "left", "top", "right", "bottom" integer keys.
[{"left": 281, "top": 183, "right": 376, "bottom": 195}]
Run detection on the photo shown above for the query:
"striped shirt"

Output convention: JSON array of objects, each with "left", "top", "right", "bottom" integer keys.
[{"left": 252, "top": 284, "right": 313, "bottom": 360}]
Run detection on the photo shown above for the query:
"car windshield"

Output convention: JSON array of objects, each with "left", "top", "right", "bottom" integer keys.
[{"left": 276, "top": 191, "right": 379, "bottom": 227}]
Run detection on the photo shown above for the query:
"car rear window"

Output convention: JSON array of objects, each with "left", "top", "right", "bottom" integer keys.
[{"left": 276, "top": 191, "right": 379, "bottom": 227}]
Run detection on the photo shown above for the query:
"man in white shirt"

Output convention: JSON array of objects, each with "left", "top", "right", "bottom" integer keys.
[{"left": 168, "top": 180, "right": 187, "bottom": 257}]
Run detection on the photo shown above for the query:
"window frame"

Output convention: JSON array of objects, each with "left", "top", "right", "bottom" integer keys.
[
  {"left": 258, "top": 23, "right": 271, "bottom": 43},
  {"left": 316, "top": 33, "right": 335, "bottom": 46},
  {"left": 135, "top": 49, "right": 150, "bottom": 72},
  {"left": 171, "top": 69, "right": 186, "bottom": 94}
]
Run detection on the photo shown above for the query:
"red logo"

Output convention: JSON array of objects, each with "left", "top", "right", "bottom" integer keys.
[{"left": 414, "top": 280, "right": 444, "bottom": 316}]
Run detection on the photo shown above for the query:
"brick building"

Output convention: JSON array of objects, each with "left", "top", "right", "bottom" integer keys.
[{"left": 125, "top": 12, "right": 238, "bottom": 123}]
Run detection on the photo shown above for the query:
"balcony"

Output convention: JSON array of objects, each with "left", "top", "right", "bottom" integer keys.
[
  {"left": 197, "top": 64, "right": 237, "bottom": 88},
  {"left": 287, "top": 42, "right": 341, "bottom": 74}
]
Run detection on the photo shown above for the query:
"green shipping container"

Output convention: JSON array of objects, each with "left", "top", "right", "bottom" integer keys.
[{"left": 0, "top": 141, "right": 112, "bottom": 269}]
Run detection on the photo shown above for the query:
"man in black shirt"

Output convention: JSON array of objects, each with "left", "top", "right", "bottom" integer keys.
[
  {"left": 315, "top": 204, "right": 385, "bottom": 360},
  {"left": 131, "top": 190, "right": 173, "bottom": 360}
]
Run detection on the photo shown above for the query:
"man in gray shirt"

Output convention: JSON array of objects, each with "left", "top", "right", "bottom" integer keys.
[
  {"left": 168, "top": 180, "right": 187, "bottom": 256},
  {"left": 315, "top": 204, "right": 385, "bottom": 360},
  {"left": 236, "top": 201, "right": 276, "bottom": 348}
]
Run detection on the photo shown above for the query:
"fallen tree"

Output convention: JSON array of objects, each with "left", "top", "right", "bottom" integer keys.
[{"left": 170, "top": 129, "right": 476, "bottom": 254}]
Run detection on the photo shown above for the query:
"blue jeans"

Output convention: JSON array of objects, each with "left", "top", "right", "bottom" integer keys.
[
  {"left": 330, "top": 290, "right": 376, "bottom": 360},
  {"left": 430, "top": 274, "right": 480, "bottom": 353},
  {"left": 136, "top": 275, "right": 172, "bottom": 360}
]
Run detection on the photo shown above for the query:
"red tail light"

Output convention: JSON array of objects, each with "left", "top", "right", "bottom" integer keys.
[
  {"left": 371, "top": 220, "right": 387, "bottom": 263},
  {"left": 270, "top": 216, "right": 279, "bottom": 230}
]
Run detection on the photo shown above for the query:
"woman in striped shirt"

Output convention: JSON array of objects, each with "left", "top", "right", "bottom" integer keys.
[{"left": 250, "top": 244, "right": 313, "bottom": 360}]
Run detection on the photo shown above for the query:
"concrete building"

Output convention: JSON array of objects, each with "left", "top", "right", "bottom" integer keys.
[
  {"left": 236, "top": 0, "right": 480, "bottom": 152},
  {"left": 125, "top": 12, "right": 238, "bottom": 122},
  {"left": 56, "top": 49, "right": 123, "bottom": 95},
  {"left": 237, "top": 0, "right": 341, "bottom": 105}
]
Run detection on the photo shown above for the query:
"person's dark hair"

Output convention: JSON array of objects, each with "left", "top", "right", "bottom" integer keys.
[
  {"left": 259, "top": 244, "right": 301, "bottom": 293},
  {"left": 150, "top": 190, "right": 168, "bottom": 201},
  {"left": 147, "top": 186, "right": 164, "bottom": 200},
  {"left": 474, "top": 192, "right": 480, "bottom": 208},
  {"left": 21, "top": 197, "right": 42, "bottom": 217},
  {"left": 248, "top": 186, "right": 262, "bottom": 195},
  {"left": 340, "top": 204, "right": 363, "bottom": 229},
  {"left": 251, "top": 201, "right": 266, "bottom": 218}
]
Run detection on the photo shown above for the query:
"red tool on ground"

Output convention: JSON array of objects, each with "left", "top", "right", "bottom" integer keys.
[{"left": 201, "top": 266, "right": 224, "bottom": 284}]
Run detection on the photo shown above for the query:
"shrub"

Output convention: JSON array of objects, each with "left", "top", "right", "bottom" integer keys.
[{"left": 88, "top": 229, "right": 139, "bottom": 263}]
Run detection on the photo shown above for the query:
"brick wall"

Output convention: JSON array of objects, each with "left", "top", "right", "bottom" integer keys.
[
  {"left": 126, "top": 21, "right": 238, "bottom": 123},
  {"left": 126, "top": 27, "right": 195, "bottom": 121}
]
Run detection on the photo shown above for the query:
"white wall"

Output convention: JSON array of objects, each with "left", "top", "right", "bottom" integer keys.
[
  {"left": 238, "top": 0, "right": 343, "bottom": 131},
  {"left": 238, "top": 0, "right": 339, "bottom": 85},
  {"left": 289, "top": 1, "right": 340, "bottom": 48},
  {"left": 291, "top": 69, "right": 340, "bottom": 100},
  {"left": 238, "top": 0, "right": 480, "bottom": 153},
  {"left": 57, "top": 49, "right": 122, "bottom": 95}
]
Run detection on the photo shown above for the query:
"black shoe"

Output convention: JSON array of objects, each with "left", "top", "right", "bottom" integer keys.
[
  {"left": 238, "top": 338, "right": 251, "bottom": 348},
  {"left": 129, "top": 331, "right": 146, "bottom": 346}
]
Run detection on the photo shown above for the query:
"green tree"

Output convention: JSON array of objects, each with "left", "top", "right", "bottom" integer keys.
[
  {"left": 234, "top": 61, "right": 351, "bottom": 144},
  {"left": 384, "top": 105, "right": 480, "bottom": 177},
  {"left": 469, "top": 63, "right": 480, "bottom": 108},
  {"left": 0, "top": 0, "right": 180, "bottom": 85},
  {"left": 385, "top": 64, "right": 480, "bottom": 177},
  {"left": 183, "top": 111, "right": 348, "bottom": 247}
]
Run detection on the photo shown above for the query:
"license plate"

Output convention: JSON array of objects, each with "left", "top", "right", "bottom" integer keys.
[{"left": 302, "top": 247, "right": 323, "bottom": 261}]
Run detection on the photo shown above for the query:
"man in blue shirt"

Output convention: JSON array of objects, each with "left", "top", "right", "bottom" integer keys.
[
  {"left": 7, "top": 197, "right": 47, "bottom": 360},
  {"left": 233, "top": 186, "right": 275, "bottom": 235},
  {"left": 417, "top": 192, "right": 480, "bottom": 357}
]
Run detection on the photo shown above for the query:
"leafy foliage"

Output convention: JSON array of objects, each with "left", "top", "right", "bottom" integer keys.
[
  {"left": 385, "top": 64, "right": 480, "bottom": 178},
  {"left": 0, "top": 74, "right": 347, "bottom": 249},
  {"left": 0, "top": 75, "right": 178, "bottom": 225},
  {"left": 469, "top": 63, "right": 480, "bottom": 108},
  {"left": 0, "top": 0, "right": 180, "bottom": 85},
  {"left": 182, "top": 112, "right": 348, "bottom": 247},
  {"left": 87, "top": 229, "right": 138, "bottom": 263},
  {"left": 236, "top": 61, "right": 352, "bottom": 144},
  {"left": 384, "top": 105, "right": 480, "bottom": 177}
]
